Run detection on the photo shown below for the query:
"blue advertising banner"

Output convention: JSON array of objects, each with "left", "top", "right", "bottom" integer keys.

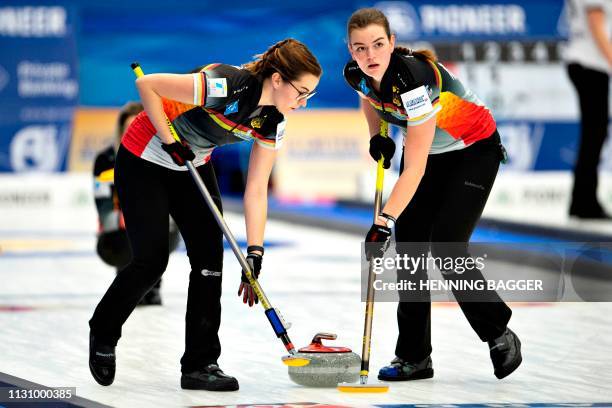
[
  {"left": 385, "top": 120, "right": 581, "bottom": 173},
  {"left": 75, "top": 0, "right": 568, "bottom": 108},
  {"left": 0, "top": 1, "right": 579, "bottom": 174},
  {"left": 0, "top": 3, "right": 78, "bottom": 172},
  {"left": 497, "top": 121, "right": 579, "bottom": 171},
  {"left": 374, "top": 0, "right": 567, "bottom": 42}
]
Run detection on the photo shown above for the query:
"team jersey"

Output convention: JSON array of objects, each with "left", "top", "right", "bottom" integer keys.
[
  {"left": 122, "top": 64, "right": 287, "bottom": 170},
  {"left": 344, "top": 51, "right": 496, "bottom": 154}
]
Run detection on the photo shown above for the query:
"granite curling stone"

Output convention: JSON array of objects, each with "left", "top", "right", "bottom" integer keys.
[{"left": 288, "top": 332, "right": 360, "bottom": 387}]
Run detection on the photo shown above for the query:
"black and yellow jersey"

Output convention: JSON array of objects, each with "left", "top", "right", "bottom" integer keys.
[
  {"left": 344, "top": 51, "right": 496, "bottom": 154},
  {"left": 122, "top": 64, "right": 286, "bottom": 170}
]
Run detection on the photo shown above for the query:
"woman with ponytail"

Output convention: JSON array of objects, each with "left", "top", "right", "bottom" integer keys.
[
  {"left": 88, "top": 39, "right": 321, "bottom": 391},
  {"left": 344, "top": 8, "right": 522, "bottom": 381}
]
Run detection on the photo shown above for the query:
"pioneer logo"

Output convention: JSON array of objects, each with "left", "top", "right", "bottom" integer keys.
[
  {"left": 376, "top": 2, "right": 527, "bottom": 38},
  {"left": 0, "top": 6, "right": 67, "bottom": 37},
  {"left": 421, "top": 5, "right": 526, "bottom": 35}
]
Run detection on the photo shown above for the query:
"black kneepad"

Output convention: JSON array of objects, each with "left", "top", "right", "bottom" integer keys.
[{"left": 97, "top": 231, "right": 131, "bottom": 268}]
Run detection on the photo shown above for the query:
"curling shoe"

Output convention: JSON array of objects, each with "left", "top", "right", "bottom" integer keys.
[
  {"left": 488, "top": 328, "right": 522, "bottom": 379},
  {"left": 378, "top": 356, "right": 433, "bottom": 381},
  {"left": 89, "top": 334, "right": 115, "bottom": 386},
  {"left": 181, "top": 364, "right": 239, "bottom": 391}
]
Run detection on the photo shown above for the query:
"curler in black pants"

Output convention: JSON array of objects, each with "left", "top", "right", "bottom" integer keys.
[
  {"left": 393, "top": 132, "right": 512, "bottom": 363},
  {"left": 89, "top": 145, "right": 225, "bottom": 373}
]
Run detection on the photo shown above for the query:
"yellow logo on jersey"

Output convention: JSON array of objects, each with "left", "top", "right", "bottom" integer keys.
[
  {"left": 251, "top": 117, "right": 264, "bottom": 129},
  {"left": 392, "top": 85, "right": 402, "bottom": 106}
]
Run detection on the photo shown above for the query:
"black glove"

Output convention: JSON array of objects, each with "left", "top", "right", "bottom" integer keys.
[
  {"left": 238, "top": 246, "right": 263, "bottom": 307},
  {"left": 365, "top": 223, "right": 392, "bottom": 260},
  {"left": 161, "top": 141, "right": 195, "bottom": 166},
  {"left": 369, "top": 133, "right": 396, "bottom": 169}
]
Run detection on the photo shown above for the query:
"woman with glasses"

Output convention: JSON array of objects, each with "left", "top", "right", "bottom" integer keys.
[
  {"left": 344, "top": 8, "right": 521, "bottom": 381},
  {"left": 88, "top": 38, "right": 321, "bottom": 391}
]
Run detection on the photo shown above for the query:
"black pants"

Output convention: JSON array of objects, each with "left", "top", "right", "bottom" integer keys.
[
  {"left": 394, "top": 132, "right": 512, "bottom": 363},
  {"left": 567, "top": 63, "right": 610, "bottom": 211},
  {"left": 89, "top": 145, "right": 224, "bottom": 373},
  {"left": 96, "top": 218, "right": 181, "bottom": 285}
]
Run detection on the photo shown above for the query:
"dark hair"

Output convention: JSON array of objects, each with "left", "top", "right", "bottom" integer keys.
[
  {"left": 117, "top": 101, "right": 144, "bottom": 140},
  {"left": 347, "top": 8, "right": 437, "bottom": 62},
  {"left": 243, "top": 38, "right": 322, "bottom": 81}
]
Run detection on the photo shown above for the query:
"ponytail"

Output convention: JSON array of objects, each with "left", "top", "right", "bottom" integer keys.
[
  {"left": 243, "top": 39, "right": 322, "bottom": 81},
  {"left": 394, "top": 46, "right": 438, "bottom": 62}
]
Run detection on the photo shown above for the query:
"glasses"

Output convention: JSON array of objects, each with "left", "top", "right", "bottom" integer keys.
[{"left": 283, "top": 76, "right": 317, "bottom": 102}]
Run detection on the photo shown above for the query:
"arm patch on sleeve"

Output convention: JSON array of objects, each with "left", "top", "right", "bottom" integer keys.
[
  {"left": 274, "top": 120, "right": 286, "bottom": 148},
  {"left": 206, "top": 77, "right": 228, "bottom": 98}
]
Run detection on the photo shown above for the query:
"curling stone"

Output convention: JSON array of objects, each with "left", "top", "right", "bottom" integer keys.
[{"left": 288, "top": 332, "right": 361, "bottom": 387}]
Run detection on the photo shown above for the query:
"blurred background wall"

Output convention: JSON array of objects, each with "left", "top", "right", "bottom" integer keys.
[{"left": 0, "top": 0, "right": 608, "bottom": 223}]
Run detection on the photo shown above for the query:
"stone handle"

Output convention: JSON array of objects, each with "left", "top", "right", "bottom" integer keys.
[{"left": 311, "top": 332, "right": 337, "bottom": 344}]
